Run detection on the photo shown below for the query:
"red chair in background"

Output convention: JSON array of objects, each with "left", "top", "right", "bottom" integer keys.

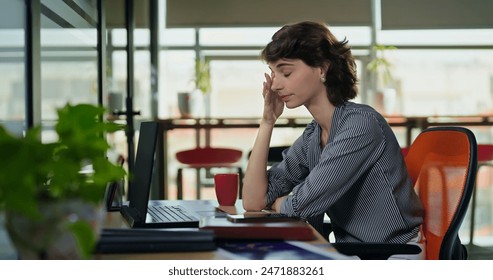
[
  {"left": 469, "top": 144, "right": 493, "bottom": 246},
  {"left": 176, "top": 146, "right": 243, "bottom": 200},
  {"left": 401, "top": 146, "right": 410, "bottom": 157}
]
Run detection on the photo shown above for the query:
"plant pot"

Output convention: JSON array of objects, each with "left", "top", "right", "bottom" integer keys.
[
  {"left": 5, "top": 199, "right": 104, "bottom": 259},
  {"left": 177, "top": 89, "right": 205, "bottom": 118}
]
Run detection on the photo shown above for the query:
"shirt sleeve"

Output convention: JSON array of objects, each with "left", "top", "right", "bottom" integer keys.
[
  {"left": 265, "top": 123, "right": 313, "bottom": 207},
  {"left": 280, "top": 112, "right": 387, "bottom": 218}
]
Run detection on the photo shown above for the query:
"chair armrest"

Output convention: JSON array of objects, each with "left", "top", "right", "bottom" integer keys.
[{"left": 332, "top": 242, "right": 422, "bottom": 260}]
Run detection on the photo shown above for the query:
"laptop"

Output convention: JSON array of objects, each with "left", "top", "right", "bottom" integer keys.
[
  {"left": 95, "top": 227, "right": 216, "bottom": 253},
  {"left": 120, "top": 121, "right": 226, "bottom": 228}
]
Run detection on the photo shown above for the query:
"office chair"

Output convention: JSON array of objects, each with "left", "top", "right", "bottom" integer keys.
[
  {"left": 400, "top": 146, "right": 410, "bottom": 157},
  {"left": 332, "top": 126, "right": 477, "bottom": 260},
  {"left": 176, "top": 146, "right": 243, "bottom": 199},
  {"left": 468, "top": 144, "right": 493, "bottom": 246},
  {"left": 266, "top": 145, "right": 291, "bottom": 166},
  {"left": 247, "top": 145, "right": 291, "bottom": 167}
]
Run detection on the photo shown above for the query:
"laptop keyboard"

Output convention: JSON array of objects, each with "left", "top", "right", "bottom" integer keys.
[{"left": 148, "top": 205, "right": 197, "bottom": 222}]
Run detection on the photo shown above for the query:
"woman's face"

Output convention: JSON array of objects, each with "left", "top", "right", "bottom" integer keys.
[{"left": 268, "top": 58, "right": 326, "bottom": 109}]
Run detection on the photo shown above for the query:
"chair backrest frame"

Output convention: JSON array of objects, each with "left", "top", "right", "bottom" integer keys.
[{"left": 405, "top": 126, "right": 477, "bottom": 259}]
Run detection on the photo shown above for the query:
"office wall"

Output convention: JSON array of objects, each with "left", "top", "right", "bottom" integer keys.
[
  {"left": 166, "top": 0, "right": 372, "bottom": 27},
  {"left": 381, "top": 0, "right": 493, "bottom": 29}
]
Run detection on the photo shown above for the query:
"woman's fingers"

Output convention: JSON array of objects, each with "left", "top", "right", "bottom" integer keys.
[{"left": 263, "top": 72, "right": 276, "bottom": 99}]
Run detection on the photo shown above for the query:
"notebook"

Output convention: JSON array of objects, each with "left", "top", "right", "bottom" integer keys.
[
  {"left": 199, "top": 216, "right": 315, "bottom": 241},
  {"left": 120, "top": 121, "right": 225, "bottom": 228}
]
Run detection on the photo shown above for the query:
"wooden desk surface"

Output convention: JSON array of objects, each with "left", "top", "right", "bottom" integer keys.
[{"left": 97, "top": 201, "right": 337, "bottom": 260}]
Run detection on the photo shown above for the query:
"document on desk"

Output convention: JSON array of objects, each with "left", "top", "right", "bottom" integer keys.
[{"left": 216, "top": 240, "right": 352, "bottom": 260}]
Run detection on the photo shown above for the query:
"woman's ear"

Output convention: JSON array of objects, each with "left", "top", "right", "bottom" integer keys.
[{"left": 320, "top": 63, "right": 329, "bottom": 77}]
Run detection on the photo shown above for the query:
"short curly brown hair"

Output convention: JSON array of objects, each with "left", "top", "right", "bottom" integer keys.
[{"left": 261, "top": 21, "right": 358, "bottom": 106}]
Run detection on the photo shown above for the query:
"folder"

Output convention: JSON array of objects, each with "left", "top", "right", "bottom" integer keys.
[{"left": 199, "top": 217, "right": 315, "bottom": 241}]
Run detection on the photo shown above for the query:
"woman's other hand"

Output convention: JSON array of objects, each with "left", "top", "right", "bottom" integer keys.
[{"left": 272, "top": 195, "right": 288, "bottom": 213}]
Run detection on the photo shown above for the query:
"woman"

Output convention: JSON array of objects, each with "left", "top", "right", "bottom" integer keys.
[{"left": 242, "top": 21, "right": 424, "bottom": 258}]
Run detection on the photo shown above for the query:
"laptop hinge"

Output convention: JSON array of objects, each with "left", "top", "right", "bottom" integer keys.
[{"left": 120, "top": 206, "right": 145, "bottom": 227}]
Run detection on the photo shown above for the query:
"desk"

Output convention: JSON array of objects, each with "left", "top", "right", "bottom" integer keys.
[
  {"left": 98, "top": 200, "right": 337, "bottom": 260},
  {"left": 155, "top": 116, "right": 493, "bottom": 199}
]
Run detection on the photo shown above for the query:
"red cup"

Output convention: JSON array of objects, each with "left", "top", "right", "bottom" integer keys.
[{"left": 214, "top": 173, "right": 239, "bottom": 206}]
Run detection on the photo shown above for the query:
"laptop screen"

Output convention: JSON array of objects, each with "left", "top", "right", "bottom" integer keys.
[{"left": 128, "top": 121, "right": 160, "bottom": 218}]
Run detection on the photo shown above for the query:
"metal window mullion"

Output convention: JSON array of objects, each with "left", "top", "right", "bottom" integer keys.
[{"left": 25, "top": 0, "right": 41, "bottom": 129}]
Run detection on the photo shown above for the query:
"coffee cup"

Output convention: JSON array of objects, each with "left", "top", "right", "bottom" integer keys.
[{"left": 214, "top": 173, "right": 239, "bottom": 206}]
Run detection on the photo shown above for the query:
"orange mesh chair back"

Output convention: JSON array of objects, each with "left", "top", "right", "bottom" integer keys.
[
  {"left": 404, "top": 127, "right": 477, "bottom": 259},
  {"left": 175, "top": 146, "right": 243, "bottom": 199}
]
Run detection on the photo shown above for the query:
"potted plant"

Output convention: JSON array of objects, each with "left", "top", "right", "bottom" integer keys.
[
  {"left": 194, "top": 57, "right": 211, "bottom": 95},
  {"left": 0, "top": 103, "right": 126, "bottom": 259},
  {"left": 367, "top": 44, "right": 398, "bottom": 115},
  {"left": 177, "top": 58, "right": 211, "bottom": 118},
  {"left": 367, "top": 44, "right": 397, "bottom": 87}
]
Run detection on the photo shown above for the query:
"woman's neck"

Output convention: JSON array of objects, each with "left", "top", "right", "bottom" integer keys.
[
  {"left": 307, "top": 96, "right": 335, "bottom": 132},
  {"left": 306, "top": 97, "right": 335, "bottom": 148}
]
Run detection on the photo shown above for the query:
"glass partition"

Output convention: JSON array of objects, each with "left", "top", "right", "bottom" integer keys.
[{"left": 39, "top": 0, "right": 99, "bottom": 142}]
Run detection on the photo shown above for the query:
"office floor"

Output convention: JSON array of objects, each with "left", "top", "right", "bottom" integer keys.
[
  {"left": 463, "top": 227, "right": 493, "bottom": 259},
  {"left": 467, "top": 244, "right": 493, "bottom": 259}
]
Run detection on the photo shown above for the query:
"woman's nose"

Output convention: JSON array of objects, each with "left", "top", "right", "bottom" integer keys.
[{"left": 270, "top": 75, "right": 281, "bottom": 91}]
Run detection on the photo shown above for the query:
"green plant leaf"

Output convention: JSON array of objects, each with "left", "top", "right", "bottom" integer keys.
[
  {"left": 67, "top": 220, "right": 97, "bottom": 260},
  {"left": 366, "top": 44, "right": 397, "bottom": 87},
  {"left": 1, "top": 103, "right": 126, "bottom": 259},
  {"left": 195, "top": 58, "right": 211, "bottom": 93},
  {"left": 0, "top": 102, "right": 126, "bottom": 217}
]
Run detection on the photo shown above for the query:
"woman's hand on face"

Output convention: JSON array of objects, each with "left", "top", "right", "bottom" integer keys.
[{"left": 262, "top": 72, "right": 284, "bottom": 125}]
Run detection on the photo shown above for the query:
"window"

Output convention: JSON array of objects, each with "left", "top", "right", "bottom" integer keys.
[{"left": 0, "top": 0, "right": 25, "bottom": 136}]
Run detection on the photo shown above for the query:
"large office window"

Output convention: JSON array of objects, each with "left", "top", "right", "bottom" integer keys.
[
  {"left": 378, "top": 29, "right": 493, "bottom": 117},
  {"left": 39, "top": 1, "right": 99, "bottom": 142},
  {"left": 158, "top": 26, "right": 370, "bottom": 119},
  {"left": 0, "top": 0, "right": 25, "bottom": 136}
]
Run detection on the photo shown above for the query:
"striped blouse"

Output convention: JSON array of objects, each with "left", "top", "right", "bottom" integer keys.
[{"left": 266, "top": 102, "right": 424, "bottom": 243}]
